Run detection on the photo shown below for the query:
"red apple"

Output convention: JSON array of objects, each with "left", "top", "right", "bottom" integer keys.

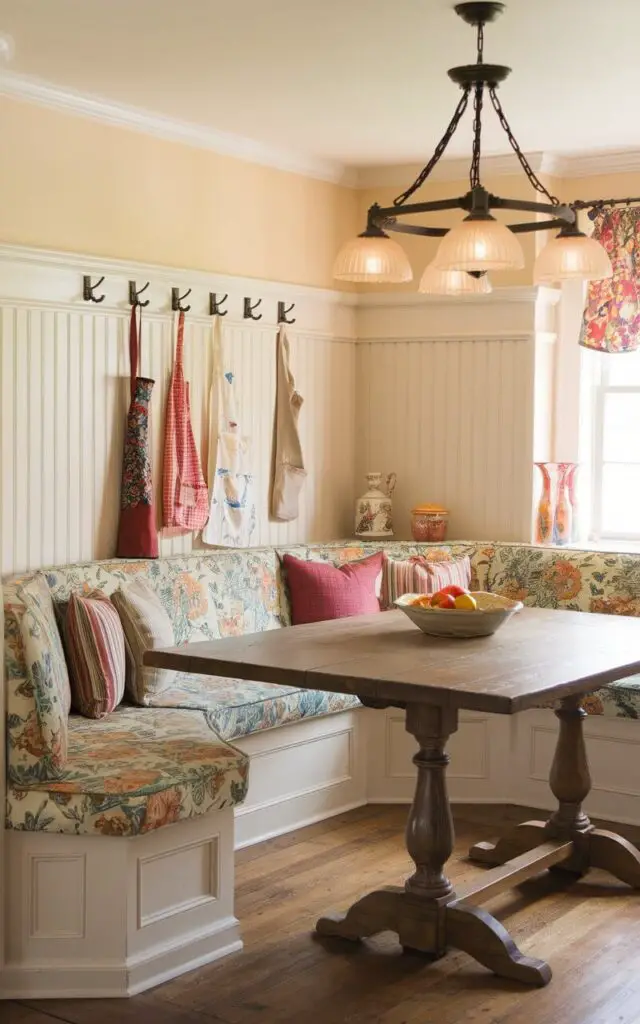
[
  {"left": 438, "top": 584, "right": 468, "bottom": 598},
  {"left": 430, "top": 591, "right": 456, "bottom": 609}
]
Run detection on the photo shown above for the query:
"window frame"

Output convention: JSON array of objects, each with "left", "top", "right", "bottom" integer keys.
[{"left": 591, "top": 361, "right": 640, "bottom": 542}]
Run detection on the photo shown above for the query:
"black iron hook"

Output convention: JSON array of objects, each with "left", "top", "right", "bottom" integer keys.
[
  {"left": 243, "top": 297, "right": 262, "bottom": 321},
  {"left": 172, "top": 287, "right": 192, "bottom": 313},
  {"left": 209, "top": 292, "right": 228, "bottom": 316},
  {"left": 83, "top": 275, "right": 106, "bottom": 303},
  {"left": 277, "top": 301, "right": 296, "bottom": 325},
  {"left": 129, "top": 280, "right": 150, "bottom": 307}
]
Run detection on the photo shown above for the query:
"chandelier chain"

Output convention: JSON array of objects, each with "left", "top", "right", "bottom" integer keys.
[
  {"left": 470, "top": 83, "right": 484, "bottom": 189},
  {"left": 488, "top": 86, "right": 559, "bottom": 205},
  {"left": 477, "top": 22, "right": 484, "bottom": 62},
  {"left": 393, "top": 88, "right": 471, "bottom": 207}
]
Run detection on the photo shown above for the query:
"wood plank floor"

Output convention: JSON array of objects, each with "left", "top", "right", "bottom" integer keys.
[{"left": 5, "top": 803, "right": 640, "bottom": 1024}]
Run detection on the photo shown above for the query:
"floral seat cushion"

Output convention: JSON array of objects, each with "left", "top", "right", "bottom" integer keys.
[
  {"left": 6, "top": 707, "right": 249, "bottom": 836},
  {"left": 144, "top": 674, "right": 362, "bottom": 741}
]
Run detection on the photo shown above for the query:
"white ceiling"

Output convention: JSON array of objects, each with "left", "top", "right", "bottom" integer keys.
[{"left": 1, "top": 0, "right": 639, "bottom": 169}]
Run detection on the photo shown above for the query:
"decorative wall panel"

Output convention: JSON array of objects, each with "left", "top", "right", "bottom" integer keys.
[{"left": 0, "top": 249, "right": 356, "bottom": 576}]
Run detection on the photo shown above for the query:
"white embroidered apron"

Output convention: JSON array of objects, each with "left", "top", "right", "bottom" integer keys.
[
  {"left": 270, "top": 326, "right": 306, "bottom": 521},
  {"left": 202, "top": 318, "right": 256, "bottom": 547}
]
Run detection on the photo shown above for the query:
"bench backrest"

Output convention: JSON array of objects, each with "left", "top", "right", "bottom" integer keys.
[{"left": 5, "top": 540, "right": 640, "bottom": 786}]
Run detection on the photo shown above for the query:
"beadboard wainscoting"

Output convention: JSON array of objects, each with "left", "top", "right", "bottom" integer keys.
[
  {"left": 355, "top": 288, "right": 560, "bottom": 542},
  {"left": 0, "top": 247, "right": 357, "bottom": 577}
]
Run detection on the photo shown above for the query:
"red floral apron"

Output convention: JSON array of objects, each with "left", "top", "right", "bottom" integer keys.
[
  {"left": 116, "top": 306, "right": 159, "bottom": 558},
  {"left": 580, "top": 207, "right": 640, "bottom": 353},
  {"left": 163, "top": 310, "right": 209, "bottom": 530}
]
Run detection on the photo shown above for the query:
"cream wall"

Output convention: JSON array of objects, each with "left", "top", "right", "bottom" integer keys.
[
  {"left": 0, "top": 96, "right": 358, "bottom": 291},
  {"left": 558, "top": 171, "right": 640, "bottom": 207}
]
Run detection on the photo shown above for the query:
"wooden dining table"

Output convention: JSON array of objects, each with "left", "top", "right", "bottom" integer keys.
[{"left": 145, "top": 606, "right": 640, "bottom": 987}]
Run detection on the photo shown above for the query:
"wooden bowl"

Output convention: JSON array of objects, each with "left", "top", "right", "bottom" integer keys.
[{"left": 395, "top": 591, "right": 523, "bottom": 639}]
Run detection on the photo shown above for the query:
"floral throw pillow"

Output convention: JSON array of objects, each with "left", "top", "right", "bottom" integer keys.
[
  {"left": 17, "top": 573, "right": 72, "bottom": 777},
  {"left": 111, "top": 579, "right": 178, "bottom": 704}
]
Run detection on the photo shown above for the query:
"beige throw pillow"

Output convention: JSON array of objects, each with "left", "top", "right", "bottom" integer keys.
[{"left": 111, "top": 579, "right": 177, "bottom": 704}]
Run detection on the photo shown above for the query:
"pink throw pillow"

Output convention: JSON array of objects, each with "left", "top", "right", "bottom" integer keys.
[
  {"left": 282, "top": 553, "right": 383, "bottom": 625},
  {"left": 381, "top": 553, "right": 472, "bottom": 608},
  {"left": 64, "top": 590, "right": 126, "bottom": 719}
]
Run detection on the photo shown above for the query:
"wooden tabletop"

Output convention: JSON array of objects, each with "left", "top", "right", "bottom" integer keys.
[{"left": 144, "top": 607, "right": 640, "bottom": 715}]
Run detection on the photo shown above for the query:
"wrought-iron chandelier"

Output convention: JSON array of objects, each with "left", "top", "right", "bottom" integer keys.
[{"left": 333, "top": 1, "right": 613, "bottom": 294}]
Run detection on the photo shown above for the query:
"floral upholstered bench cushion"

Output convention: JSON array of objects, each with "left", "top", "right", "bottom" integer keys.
[
  {"left": 145, "top": 674, "right": 362, "bottom": 741},
  {"left": 488, "top": 544, "right": 640, "bottom": 613},
  {"left": 488, "top": 544, "right": 640, "bottom": 721},
  {"left": 6, "top": 707, "right": 249, "bottom": 836},
  {"left": 583, "top": 678, "right": 640, "bottom": 719}
]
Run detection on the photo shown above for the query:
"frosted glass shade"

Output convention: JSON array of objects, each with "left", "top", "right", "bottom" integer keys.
[
  {"left": 333, "top": 233, "right": 413, "bottom": 283},
  {"left": 534, "top": 233, "right": 613, "bottom": 283},
  {"left": 434, "top": 216, "right": 525, "bottom": 272},
  {"left": 418, "top": 263, "right": 492, "bottom": 295}
]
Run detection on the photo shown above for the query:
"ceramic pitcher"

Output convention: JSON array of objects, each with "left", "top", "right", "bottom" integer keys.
[{"left": 355, "top": 472, "right": 397, "bottom": 539}]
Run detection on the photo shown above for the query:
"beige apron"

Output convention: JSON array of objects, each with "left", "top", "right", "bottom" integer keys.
[
  {"left": 271, "top": 326, "right": 306, "bottom": 521},
  {"left": 202, "top": 317, "right": 256, "bottom": 547}
]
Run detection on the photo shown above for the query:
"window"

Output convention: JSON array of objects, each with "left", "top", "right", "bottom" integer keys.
[{"left": 590, "top": 348, "right": 640, "bottom": 540}]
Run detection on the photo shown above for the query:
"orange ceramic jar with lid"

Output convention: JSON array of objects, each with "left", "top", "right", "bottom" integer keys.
[{"left": 410, "top": 504, "right": 449, "bottom": 542}]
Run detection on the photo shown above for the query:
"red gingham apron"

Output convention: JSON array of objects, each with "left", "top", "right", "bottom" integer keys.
[
  {"left": 162, "top": 310, "right": 209, "bottom": 530},
  {"left": 116, "top": 306, "right": 159, "bottom": 558}
]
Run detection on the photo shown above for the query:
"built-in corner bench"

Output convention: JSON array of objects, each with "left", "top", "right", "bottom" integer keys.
[{"left": 4, "top": 540, "right": 640, "bottom": 999}]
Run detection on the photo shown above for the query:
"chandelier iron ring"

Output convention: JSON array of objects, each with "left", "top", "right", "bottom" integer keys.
[{"left": 368, "top": 193, "right": 578, "bottom": 240}]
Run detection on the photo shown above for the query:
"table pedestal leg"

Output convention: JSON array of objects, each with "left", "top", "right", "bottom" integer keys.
[
  {"left": 316, "top": 704, "right": 551, "bottom": 986},
  {"left": 469, "top": 697, "right": 640, "bottom": 887}
]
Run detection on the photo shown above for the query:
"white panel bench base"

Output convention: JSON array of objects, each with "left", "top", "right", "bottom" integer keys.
[
  {"left": 366, "top": 707, "right": 640, "bottom": 828},
  {"left": 1, "top": 807, "right": 240, "bottom": 999},
  {"left": 233, "top": 708, "right": 368, "bottom": 849}
]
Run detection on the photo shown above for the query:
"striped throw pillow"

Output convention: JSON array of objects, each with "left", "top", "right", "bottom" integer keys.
[
  {"left": 382, "top": 554, "right": 471, "bottom": 608},
  {"left": 111, "top": 579, "right": 177, "bottom": 704},
  {"left": 64, "top": 591, "right": 126, "bottom": 719}
]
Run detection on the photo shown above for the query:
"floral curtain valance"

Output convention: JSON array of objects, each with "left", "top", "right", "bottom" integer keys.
[{"left": 580, "top": 206, "right": 640, "bottom": 353}]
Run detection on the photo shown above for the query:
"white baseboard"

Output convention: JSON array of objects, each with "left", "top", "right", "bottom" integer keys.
[{"left": 1, "top": 924, "right": 242, "bottom": 1000}]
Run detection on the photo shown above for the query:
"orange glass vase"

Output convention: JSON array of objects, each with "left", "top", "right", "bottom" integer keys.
[{"left": 534, "top": 463, "right": 554, "bottom": 545}]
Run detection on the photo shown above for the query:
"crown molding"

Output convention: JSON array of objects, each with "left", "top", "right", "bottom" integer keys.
[
  {"left": 2, "top": 69, "right": 639, "bottom": 189},
  {"left": 551, "top": 149, "right": 640, "bottom": 180},
  {"left": 353, "top": 149, "right": 640, "bottom": 189},
  {"left": 353, "top": 152, "right": 561, "bottom": 189},
  {"left": 0, "top": 70, "right": 355, "bottom": 187}
]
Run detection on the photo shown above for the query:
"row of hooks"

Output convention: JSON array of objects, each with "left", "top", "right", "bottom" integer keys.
[{"left": 82, "top": 276, "right": 296, "bottom": 323}]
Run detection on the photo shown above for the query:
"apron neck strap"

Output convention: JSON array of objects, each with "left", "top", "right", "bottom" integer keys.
[
  {"left": 129, "top": 305, "right": 141, "bottom": 400},
  {"left": 176, "top": 310, "right": 185, "bottom": 367}
]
